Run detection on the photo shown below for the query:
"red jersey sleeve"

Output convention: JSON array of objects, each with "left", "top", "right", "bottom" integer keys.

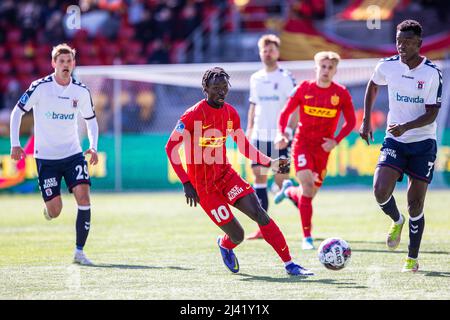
[
  {"left": 230, "top": 108, "right": 271, "bottom": 166},
  {"left": 278, "top": 84, "right": 302, "bottom": 134},
  {"left": 165, "top": 109, "right": 195, "bottom": 184},
  {"left": 334, "top": 88, "right": 356, "bottom": 144}
]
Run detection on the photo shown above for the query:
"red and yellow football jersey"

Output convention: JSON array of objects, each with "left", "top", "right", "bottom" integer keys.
[
  {"left": 166, "top": 99, "right": 271, "bottom": 194},
  {"left": 279, "top": 80, "right": 356, "bottom": 147}
]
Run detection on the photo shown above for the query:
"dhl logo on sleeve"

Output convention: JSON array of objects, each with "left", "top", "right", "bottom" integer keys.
[
  {"left": 303, "top": 105, "right": 337, "bottom": 118},
  {"left": 198, "top": 136, "right": 227, "bottom": 148}
]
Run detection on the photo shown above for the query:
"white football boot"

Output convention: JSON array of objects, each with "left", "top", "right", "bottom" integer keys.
[{"left": 73, "top": 250, "right": 94, "bottom": 266}]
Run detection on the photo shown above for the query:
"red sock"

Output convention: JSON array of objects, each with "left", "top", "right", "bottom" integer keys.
[
  {"left": 286, "top": 186, "right": 301, "bottom": 204},
  {"left": 259, "top": 219, "right": 292, "bottom": 263},
  {"left": 298, "top": 196, "right": 313, "bottom": 238},
  {"left": 220, "top": 234, "right": 238, "bottom": 250}
]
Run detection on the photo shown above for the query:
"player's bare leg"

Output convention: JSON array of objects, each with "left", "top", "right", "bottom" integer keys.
[
  {"left": 274, "top": 172, "right": 289, "bottom": 190},
  {"left": 44, "top": 196, "right": 63, "bottom": 220},
  {"left": 296, "top": 169, "right": 317, "bottom": 249},
  {"left": 373, "top": 166, "right": 405, "bottom": 251},
  {"left": 234, "top": 193, "right": 314, "bottom": 276},
  {"left": 246, "top": 166, "right": 269, "bottom": 240},
  {"left": 72, "top": 184, "right": 93, "bottom": 265},
  {"left": 402, "top": 177, "right": 427, "bottom": 272}
]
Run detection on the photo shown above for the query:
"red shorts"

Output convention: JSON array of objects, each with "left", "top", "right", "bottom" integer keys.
[
  {"left": 292, "top": 143, "right": 330, "bottom": 187},
  {"left": 196, "top": 169, "right": 254, "bottom": 226}
]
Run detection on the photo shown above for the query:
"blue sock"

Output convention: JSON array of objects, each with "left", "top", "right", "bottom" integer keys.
[
  {"left": 378, "top": 195, "right": 401, "bottom": 222},
  {"left": 408, "top": 213, "right": 425, "bottom": 259},
  {"left": 76, "top": 205, "right": 91, "bottom": 250},
  {"left": 254, "top": 184, "right": 269, "bottom": 212}
]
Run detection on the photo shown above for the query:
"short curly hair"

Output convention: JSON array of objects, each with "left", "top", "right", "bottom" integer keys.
[
  {"left": 202, "top": 67, "right": 231, "bottom": 91},
  {"left": 397, "top": 20, "right": 422, "bottom": 37}
]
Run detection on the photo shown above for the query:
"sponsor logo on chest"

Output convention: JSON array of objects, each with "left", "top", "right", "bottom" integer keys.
[
  {"left": 303, "top": 105, "right": 337, "bottom": 118},
  {"left": 45, "top": 111, "right": 75, "bottom": 120},
  {"left": 395, "top": 93, "right": 424, "bottom": 103}
]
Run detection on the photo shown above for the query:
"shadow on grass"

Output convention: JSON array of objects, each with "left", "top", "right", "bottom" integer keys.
[
  {"left": 314, "top": 238, "right": 449, "bottom": 255},
  {"left": 236, "top": 273, "right": 368, "bottom": 289},
  {"left": 421, "top": 271, "right": 450, "bottom": 278},
  {"left": 82, "top": 263, "right": 194, "bottom": 271},
  {"left": 350, "top": 248, "right": 449, "bottom": 255}
]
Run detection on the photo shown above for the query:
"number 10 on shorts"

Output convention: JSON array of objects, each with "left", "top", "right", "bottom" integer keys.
[{"left": 211, "top": 205, "right": 230, "bottom": 223}]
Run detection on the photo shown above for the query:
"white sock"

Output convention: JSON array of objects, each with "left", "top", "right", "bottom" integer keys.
[
  {"left": 284, "top": 260, "right": 293, "bottom": 267},
  {"left": 395, "top": 214, "right": 404, "bottom": 225}
]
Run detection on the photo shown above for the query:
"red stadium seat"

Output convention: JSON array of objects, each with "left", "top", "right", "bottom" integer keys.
[
  {"left": 35, "top": 58, "right": 53, "bottom": 76},
  {"left": 35, "top": 44, "right": 52, "bottom": 58},
  {"left": 117, "top": 25, "right": 135, "bottom": 40},
  {"left": 9, "top": 44, "right": 26, "bottom": 59},
  {"left": 6, "top": 29, "right": 22, "bottom": 43},
  {"left": 14, "top": 59, "right": 35, "bottom": 74},
  {"left": 0, "top": 60, "right": 12, "bottom": 75},
  {"left": 0, "top": 46, "right": 6, "bottom": 59},
  {"left": 17, "top": 75, "right": 36, "bottom": 91}
]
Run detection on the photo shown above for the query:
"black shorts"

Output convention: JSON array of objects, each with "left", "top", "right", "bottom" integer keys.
[
  {"left": 377, "top": 138, "right": 437, "bottom": 183},
  {"left": 36, "top": 153, "right": 91, "bottom": 202},
  {"left": 251, "top": 139, "right": 290, "bottom": 167}
]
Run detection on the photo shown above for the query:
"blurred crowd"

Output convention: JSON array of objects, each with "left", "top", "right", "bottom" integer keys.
[{"left": 0, "top": 0, "right": 227, "bottom": 135}]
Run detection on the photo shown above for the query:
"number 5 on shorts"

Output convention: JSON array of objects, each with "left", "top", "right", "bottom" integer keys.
[
  {"left": 211, "top": 205, "right": 230, "bottom": 223},
  {"left": 297, "top": 154, "right": 307, "bottom": 167}
]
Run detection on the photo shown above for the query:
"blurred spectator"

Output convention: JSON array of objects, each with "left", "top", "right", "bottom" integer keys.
[
  {"left": 120, "top": 90, "right": 155, "bottom": 133},
  {"left": 174, "top": 0, "right": 201, "bottom": 40},
  {"left": 128, "top": 0, "right": 146, "bottom": 25},
  {"left": 92, "top": 92, "right": 112, "bottom": 133},
  {"left": 147, "top": 39, "right": 170, "bottom": 64},
  {"left": 135, "top": 90, "right": 156, "bottom": 131},
  {"left": 0, "top": 0, "right": 16, "bottom": 29},
  {"left": 18, "top": 1, "right": 43, "bottom": 41}
]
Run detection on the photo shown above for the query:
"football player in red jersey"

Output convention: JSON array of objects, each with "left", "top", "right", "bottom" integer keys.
[
  {"left": 165, "top": 67, "right": 314, "bottom": 276},
  {"left": 274, "top": 51, "right": 356, "bottom": 250}
]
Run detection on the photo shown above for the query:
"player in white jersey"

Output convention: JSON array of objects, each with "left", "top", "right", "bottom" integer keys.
[
  {"left": 9, "top": 43, "right": 99, "bottom": 265},
  {"left": 246, "top": 34, "right": 298, "bottom": 240},
  {"left": 360, "top": 20, "right": 443, "bottom": 272}
]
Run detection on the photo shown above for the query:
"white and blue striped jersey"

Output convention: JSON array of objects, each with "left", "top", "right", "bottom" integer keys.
[
  {"left": 16, "top": 74, "right": 96, "bottom": 159},
  {"left": 371, "top": 55, "right": 443, "bottom": 143}
]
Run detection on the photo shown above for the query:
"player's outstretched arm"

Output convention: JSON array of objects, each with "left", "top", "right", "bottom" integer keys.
[
  {"left": 233, "top": 128, "right": 271, "bottom": 166},
  {"left": 165, "top": 128, "right": 190, "bottom": 185},
  {"left": 84, "top": 118, "right": 99, "bottom": 165},
  {"left": 388, "top": 106, "right": 439, "bottom": 137},
  {"left": 9, "top": 106, "right": 26, "bottom": 160},
  {"left": 359, "top": 80, "right": 378, "bottom": 145}
]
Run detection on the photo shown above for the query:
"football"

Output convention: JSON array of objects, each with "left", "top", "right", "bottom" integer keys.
[{"left": 318, "top": 238, "right": 351, "bottom": 271}]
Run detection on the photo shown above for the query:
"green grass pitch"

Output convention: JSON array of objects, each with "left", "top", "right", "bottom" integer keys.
[{"left": 1, "top": 189, "right": 449, "bottom": 300}]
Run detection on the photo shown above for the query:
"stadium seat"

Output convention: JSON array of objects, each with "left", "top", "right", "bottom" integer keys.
[
  {"left": 6, "top": 29, "right": 22, "bottom": 43},
  {"left": 117, "top": 26, "right": 135, "bottom": 40},
  {"left": 0, "top": 46, "right": 6, "bottom": 59},
  {"left": 14, "top": 59, "right": 35, "bottom": 74},
  {"left": 0, "top": 60, "right": 12, "bottom": 75}
]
